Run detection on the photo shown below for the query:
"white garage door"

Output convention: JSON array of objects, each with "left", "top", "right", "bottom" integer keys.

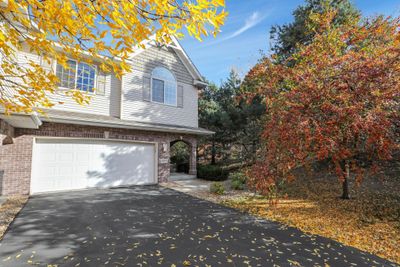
[{"left": 31, "top": 139, "right": 157, "bottom": 194}]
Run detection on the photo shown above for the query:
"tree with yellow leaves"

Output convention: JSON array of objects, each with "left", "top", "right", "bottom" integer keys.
[{"left": 0, "top": 0, "right": 226, "bottom": 113}]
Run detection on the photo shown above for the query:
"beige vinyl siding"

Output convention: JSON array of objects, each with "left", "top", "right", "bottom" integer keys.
[
  {"left": 130, "top": 46, "right": 193, "bottom": 84},
  {"left": 10, "top": 44, "right": 199, "bottom": 127},
  {"left": 109, "top": 74, "right": 121, "bottom": 118},
  {"left": 0, "top": 46, "right": 37, "bottom": 106},
  {"left": 122, "top": 46, "right": 198, "bottom": 128},
  {"left": 0, "top": 49, "right": 17, "bottom": 101},
  {"left": 15, "top": 46, "right": 121, "bottom": 117}
]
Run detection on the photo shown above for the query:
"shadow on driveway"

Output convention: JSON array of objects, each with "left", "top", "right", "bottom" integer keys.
[{"left": 0, "top": 186, "right": 396, "bottom": 266}]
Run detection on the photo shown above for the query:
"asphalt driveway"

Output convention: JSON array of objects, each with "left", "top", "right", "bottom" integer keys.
[{"left": 0, "top": 186, "right": 396, "bottom": 267}]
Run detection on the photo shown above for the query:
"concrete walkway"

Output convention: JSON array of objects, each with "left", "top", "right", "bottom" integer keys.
[
  {"left": 162, "top": 177, "right": 211, "bottom": 194},
  {"left": 0, "top": 186, "right": 396, "bottom": 266},
  {"left": 169, "top": 172, "right": 197, "bottom": 181}
]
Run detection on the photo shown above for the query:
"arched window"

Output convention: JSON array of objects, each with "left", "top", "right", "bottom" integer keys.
[{"left": 151, "top": 67, "right": 177, "bottom": 106}]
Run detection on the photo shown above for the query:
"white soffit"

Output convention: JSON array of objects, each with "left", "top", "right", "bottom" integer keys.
[{"left": 0, "top": 114, "right": 42, "bottom": 129}]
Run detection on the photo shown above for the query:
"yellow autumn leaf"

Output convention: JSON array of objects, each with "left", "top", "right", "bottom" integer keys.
[{"left": 0, "top": 0, "right": 226, "bottom": 114}]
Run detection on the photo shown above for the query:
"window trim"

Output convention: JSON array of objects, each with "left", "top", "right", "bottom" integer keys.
[
  {"left": 55, "top": 59, "right": 98, "bottom": 95},
  {"left": 150, "top": 67, "right": 177, "bottom": 107},
  {"left": 151, "top": 78, "right": 165, "bottom": 104}
]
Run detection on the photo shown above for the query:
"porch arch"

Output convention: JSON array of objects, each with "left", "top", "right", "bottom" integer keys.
[{"left": 169, "top": 138, "right": 197, "bottom": 176}]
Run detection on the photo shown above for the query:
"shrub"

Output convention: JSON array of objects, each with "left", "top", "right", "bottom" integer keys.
[
  {"left": 197, "top": 164, "right": 228, "bottom": 181},
  {"left": 230, "top": 171, "right": 247, "bottom": 190},
  {"left": 210, "top": 182, "right": 225, "bottom": 195},
  {"left": 170, "top": 141, "right": 189, "bottom": 165}
]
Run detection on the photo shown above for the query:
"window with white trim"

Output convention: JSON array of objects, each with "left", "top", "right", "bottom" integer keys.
[
  {"left": 56, "top": 60, "right": 96, "bottom": 92},
  {"left": 151, "top": 67, "right": 177, "bottom": 106}
]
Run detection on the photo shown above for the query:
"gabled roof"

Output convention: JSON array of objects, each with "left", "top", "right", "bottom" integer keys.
[{"left": 129, "top": 36, "right": 206, "bottom": 84}]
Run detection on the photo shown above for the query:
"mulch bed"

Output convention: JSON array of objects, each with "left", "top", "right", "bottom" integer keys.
[{"left": 0, "top": 196, "right": 28, "bottom": 240}]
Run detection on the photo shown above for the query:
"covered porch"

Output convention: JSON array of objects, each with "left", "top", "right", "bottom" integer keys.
[{"left": 169, "top": 139, "right": 197, "bottom": 180}]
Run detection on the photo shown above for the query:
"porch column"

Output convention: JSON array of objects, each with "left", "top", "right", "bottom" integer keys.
[{"left": 188, "top": 140, "right": 197, "bottom": 175}]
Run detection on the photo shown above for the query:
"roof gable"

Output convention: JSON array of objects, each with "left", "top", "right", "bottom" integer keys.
[{"left": 129, "top": 36, "right": 204, "bottom": 83}]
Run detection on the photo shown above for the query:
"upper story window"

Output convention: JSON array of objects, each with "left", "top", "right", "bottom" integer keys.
[
  {"left": 56, "top": 60, "right": 96, "bottom": 92},
  {"left": 151, "top": 67, "right": 177, "bottom": 106}
]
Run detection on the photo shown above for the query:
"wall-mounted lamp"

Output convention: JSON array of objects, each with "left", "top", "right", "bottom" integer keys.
[{"left": 162, "top": 143, "right": 168, "bottom": 152}]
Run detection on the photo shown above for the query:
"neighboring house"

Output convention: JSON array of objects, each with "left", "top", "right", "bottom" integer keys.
[{"left": 0, "top": 37, "right": 211, "bottom": 195}]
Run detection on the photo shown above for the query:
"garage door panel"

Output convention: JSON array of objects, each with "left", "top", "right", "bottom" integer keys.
[
  {"left": 31, "top": 139, "right": 156, "bottom": 194},
  {"left": 85, "top": 143, "right": 154, "bottom": 188},
  {"left": 76, "top": 152, "right": 90, "bottom": 162},
  {"left": 41, "top": 151, "right": 57, "bottom": 161}
]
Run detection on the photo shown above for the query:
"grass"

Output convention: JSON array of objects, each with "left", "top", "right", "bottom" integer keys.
[
  {"left": 222, "top": 168, "right": 400, "bottom": 264},
  {"left": 0, "top": 196, "right": 28, "bottom": 239}
]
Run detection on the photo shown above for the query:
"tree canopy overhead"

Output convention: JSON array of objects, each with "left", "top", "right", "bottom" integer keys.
[
  {"left": 0, "top": 0, "right": 226, "bottom": 113},
  {"left": 270, "top": 0, "right": 360, "bottom": 62}
]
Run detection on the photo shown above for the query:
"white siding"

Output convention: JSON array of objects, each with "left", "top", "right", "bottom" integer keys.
[
  {"left": 109, "top": 74, "right": 122, "bottom": 118},
  {"left": 0, "top": 48, "right": 16, "bottom": 102},
  {"left": 11, "top": 44, "right": 199, "bottom": 127},
  {"left": 121, "top": 46, "right": 198, "bottom": 128},
  {"left": 16, "top": 45, "right": 122, "bottom": 117}
]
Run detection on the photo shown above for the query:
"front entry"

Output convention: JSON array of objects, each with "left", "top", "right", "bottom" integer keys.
[{"left": 169, "top": 139, "right": 197, "bottom": 177}]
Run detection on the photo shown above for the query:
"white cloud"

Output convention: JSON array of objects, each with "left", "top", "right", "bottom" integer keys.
[
  {"left": 227, "top": 12, "right": 266, "bottom": 39},
  {"left": 202, "top": 11, "right": 267, "bottom": 47}
]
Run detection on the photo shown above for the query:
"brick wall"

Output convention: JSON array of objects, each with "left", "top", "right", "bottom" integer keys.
[
  {"left": 0, "top": 119, "right": 14, "bottom": 140},
  {"left": 0, "top": 121, "right": 197, "bottom": 195},
  {"left": 0, "top": 120, "right": 34, "bottom": 195},
  {"left": 0, "top": 136, "right": 33, "bottom": 195}
]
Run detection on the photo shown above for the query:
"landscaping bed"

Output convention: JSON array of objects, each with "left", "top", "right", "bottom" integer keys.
[{"left": 0, "top": 196, "right": 28, "bottom": 239}]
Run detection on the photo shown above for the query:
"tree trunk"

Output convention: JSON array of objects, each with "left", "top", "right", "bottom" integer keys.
[
  {"left": 252, "top": 140, "right": 257, "bottom": 163},
  {"left": 222, "top": 143, "right": 229, "bottom": 161},
  {"left": 211, "top": 140, "right": 216, "bottom": 165},
  {"left": 341, "top": 161, "right": 350, "bottom": 199}
]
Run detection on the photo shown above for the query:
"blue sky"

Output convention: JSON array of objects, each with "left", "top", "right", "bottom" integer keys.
[{"left": 180, "top": 0, "right": 400, "bottom": 85}]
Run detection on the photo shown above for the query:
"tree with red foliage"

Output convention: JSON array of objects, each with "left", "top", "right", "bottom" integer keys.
[{"left": 244, "top": 8, "right": 400, "bottom": 199}]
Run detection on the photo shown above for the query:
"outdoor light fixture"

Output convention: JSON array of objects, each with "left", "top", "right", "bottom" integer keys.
[{"left": 162, "top": 142, "right": 168, "bottom": 152}]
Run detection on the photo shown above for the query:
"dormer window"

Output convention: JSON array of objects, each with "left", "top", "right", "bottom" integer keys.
[
  {"left": 56, "top": 60, "right": 96, "bottom": 92},
  {"left": 151, "top": 67, "right": 177, "bottom": 106}
]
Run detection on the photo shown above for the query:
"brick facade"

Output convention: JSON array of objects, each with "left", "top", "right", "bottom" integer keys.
[
  {"left": 0, "top": 121, "right": 197, "bottom": 195},
  {"left": 0, "top": 119, "right": 14, "bottom": 142}
]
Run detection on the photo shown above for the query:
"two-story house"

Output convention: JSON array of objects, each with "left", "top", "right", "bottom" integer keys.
[{"left": 0, "top": 36, "right": 211, "bottom": 195}]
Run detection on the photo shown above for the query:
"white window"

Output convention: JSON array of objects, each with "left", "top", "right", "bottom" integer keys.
[
  {"left": 56, "top": 60, "right": 76, "bottom": 89},
  {"left": 56, "top": 60, "right": 96, "bottom": 92},
  {"left": 151, "top": 67, "right": 177, "bottom": 106}
]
